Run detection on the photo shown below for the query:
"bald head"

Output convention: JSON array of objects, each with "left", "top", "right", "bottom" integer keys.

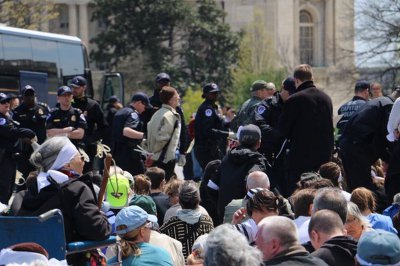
[{"left": 247, "top": 171, "right": 270, "bottom": 190}]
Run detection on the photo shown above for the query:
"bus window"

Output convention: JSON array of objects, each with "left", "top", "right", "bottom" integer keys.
[
  {"left": 3, "top": 35, "right": 32, "bottom": 62},
  {"left": 58, "top": 42, "right": 84, "bottom": 76},
  {"left": 31, "top": 39, "right": 59, "bottom": 71}
]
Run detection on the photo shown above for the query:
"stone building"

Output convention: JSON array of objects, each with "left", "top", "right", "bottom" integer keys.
[{"left": 46, "top": 0, "right": 355, "bottom": 110}]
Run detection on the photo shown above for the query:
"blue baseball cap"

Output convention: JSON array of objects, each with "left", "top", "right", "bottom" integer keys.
[
  {"left": 115, "top": 206, "right": 157, "bottom": 235},
  {"left": 70, "top": 76, "right": 87, "bottom": 87},
  {"left": 131, "top": 92, "right": 153, "bottom": 108},
  {"left": 356, "top": 229, "right": 400, "bottom": 265},
  {"left": 0, "top": 93, "right": 10, "bottom": 102},
  {"left": 22, "top": 85, "right": 36, "bottom": 95},
  {"left": 57, "top": 86, "right": 72, "bottom": 96}
]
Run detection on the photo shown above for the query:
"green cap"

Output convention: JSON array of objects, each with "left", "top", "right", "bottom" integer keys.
[
  {"left": 250, "top": 80, "right": 268, "bottom": 92},
  {"left": 106, "top": 174, "right": 130, "bottom": 209},
  {"left": 129, "top": 195, "right": 157, "bottom": 215}
]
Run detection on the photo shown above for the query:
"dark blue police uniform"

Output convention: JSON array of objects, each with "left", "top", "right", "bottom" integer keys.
[
  {"left": 112, "top": 106, "right": 145, "bottom": 176},
  {"left": 0, "top": 93, "right": 36, "bottom": 204},
  {"left": 194, "top": 83, "right": 224, "bottom": 169}
]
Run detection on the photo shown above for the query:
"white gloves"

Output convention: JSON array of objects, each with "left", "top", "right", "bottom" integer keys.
[{"left": 177, "top": 154, "right": 186, "bottom": 167}]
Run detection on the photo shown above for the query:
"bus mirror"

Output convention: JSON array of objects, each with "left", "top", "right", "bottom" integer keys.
[{"left": 101, "top": 72, "right": 124, "bottom": 111}]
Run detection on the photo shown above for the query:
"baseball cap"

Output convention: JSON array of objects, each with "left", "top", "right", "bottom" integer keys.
[
  {"left": 108, "top": 95, "right": 120, "bottom": 104},
  {"left": 283, "top": 77, "right": 296, "bottom": 95},
  {"left": 356, "top": 229, "right": 400, "bottom": 265},
  {"left": 131, "top": 92, "right": 152, "bottom": 108},
  {"left": 250, "top": 80, "right": 268, "bottom": 92},
  {"left": 115, "top": 206, "right": 157, "bottom": 235},
  {"left": 202, "top": 83, "right": 220, "bottom": 95},
  {"left": 237, "top": 124, "right": 261, "bottom": 146},
  {"left": 155, "top": 72, "right": 170, "bottom": 83},
  {"left": 22, "top": 85, "right": 36, "bottom": 95},
  {"left": 70, "top": 76, "right": 87, "bottom": 87},
  {"left": 57, "top": 86, "right": 72, "bottom": 96},
  {"left": 0, "top": 93, "right": 10, "bottom": 103},
  {"left": 129, "top": 195, "right": 157, "bottom": 215}
]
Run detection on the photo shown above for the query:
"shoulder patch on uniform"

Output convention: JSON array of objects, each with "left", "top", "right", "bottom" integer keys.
[
  {"left": 205, "top": 109, "right": 213, "bottom": 117},
  {"left": 0, "top": 118, "right": 5, "bottom": 125},
  {"left": 257, "top": 105, "right": 266, "bottom": 115},
  {"left": 131, "top": 112, "right": 139, "bottom": 120}
]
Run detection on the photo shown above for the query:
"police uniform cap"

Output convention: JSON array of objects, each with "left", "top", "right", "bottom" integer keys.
[
  {"left": 0, "top": 92, "right": 10, "bottom": 103},
  {"left": 131, "top": 92, "right": 153, "bottom": 108},
  {"left": 202, "top": 83, "right": 220, "bottom": 95},
  {"left": 155, "top": 72, "right": 170, "bottom": 83},
  {"left": 57, "top": 86, "right": 72, "bottom": 96},
  {"left": 22, "top": 85, "right": 36, "bottom": 95},
  {"left": 250, "top": 80, "right": 268, "bottom": 92},
  {"left": 70, "top": 76, "right": 87, "bottom": 87}
]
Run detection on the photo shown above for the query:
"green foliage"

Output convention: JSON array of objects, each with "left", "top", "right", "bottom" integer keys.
[
  {"left": 0, "top": 0, "right": 58, "bottom": 30},
  {"left": 181, "top": 86, "right": 203, "bottom": 124},
  {"left": 91, "top": 0, "right": 241, "bottom": 100}
]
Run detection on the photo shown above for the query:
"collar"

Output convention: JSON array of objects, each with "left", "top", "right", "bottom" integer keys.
[
  {"left": 272, "top": 244, "right": 308, "bottom": 260},
  {"left": 296, "top": 80, "right": 315, "bottom": 92}
]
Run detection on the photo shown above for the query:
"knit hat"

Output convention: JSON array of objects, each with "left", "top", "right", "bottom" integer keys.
[{"left": 129, "top": 195, "right": 157, "bottom": 215}]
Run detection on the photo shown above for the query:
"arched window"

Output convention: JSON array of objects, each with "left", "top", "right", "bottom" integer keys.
[{"left": 299, "top": 10, "right": 314, "bottom": 65}]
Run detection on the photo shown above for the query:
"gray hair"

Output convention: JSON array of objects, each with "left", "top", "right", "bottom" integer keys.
[
  {"left": 394, "top": 193, "right": 400, "bottom": 205},
  {"left": 347, "top": 201, "right": 370, "bottom": 228},
  {"left": 246, "top": 171, "right": 270, "bottom": 190},
  {"left": 179, "top": 181, "right": 200, "bottom": 210},
  {"left": 30, "top": 136, "right": 70, "bottom": 172},
  {"left": 313, "top": 188, "right": 347, "bottom": 224},
  {"left": 258, "top": 216, "right": 299, "bottom": 250},
  {"left": 204, "top": 224, "right": 262, "bottom": 266}
]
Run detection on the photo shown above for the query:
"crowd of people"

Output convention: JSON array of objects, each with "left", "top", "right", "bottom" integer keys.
[{"left": 1, "top": 64, "right": 400, "bottom": 265}]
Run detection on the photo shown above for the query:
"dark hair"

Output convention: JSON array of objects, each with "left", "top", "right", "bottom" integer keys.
[
  {"left": 246, "top": 190, "right": 282, "bottom": 217},
  {"left": 297, "top": 177, "right": 334, "bottom": 190},
  {"left": 159, "top": 86, "right": 177, "bottom": 105},
  {"left": 133, "top": 174, "right": 151, "bottom": 195},
  {"left": 290, "top": 188, "right": 316, "bottom": 218},
  {"left": 350, "top": 187, "right": 376, "bottom": 213},
  {"left": 354, "top": 80, "right": 370, "bottom": 93},
  {"left": 293, "top": 64, "right": 313, "bottom": 82},
  {"left": 319, "top": 162, "right": 341, "bottom": 187},
  {"left": 179, "top": 181, "right": 200, "bottom": 210},
  {"left": 145, "top": 167, "right": 165, "bottom": 189}
]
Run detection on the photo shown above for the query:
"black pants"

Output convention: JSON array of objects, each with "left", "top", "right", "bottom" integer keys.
[
  {"left": 386, "top": 141, "right": 400, "bottom": 202},
  {"left": 194, "top": 144, "right": 222, "bottom": 170},
  {"left": 154, "top": 160, "right": 176, "bottom": 182},
  {"left": 0, "top": 155, "right": 16, "bottom": 204},
  {"left": 113, "top": 144, "right": 144, "bottom": 177},
  {"left": 83, "top": 143, "right": 97, "bottom": 174}
]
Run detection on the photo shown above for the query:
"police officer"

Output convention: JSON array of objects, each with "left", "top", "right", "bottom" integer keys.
[
  {"left": 0, "top": 93, "right": 36, "bottom": 204},
  {"left": 71, "top": 76, "right": 107, "bottom": 173},
  {"left": 46, "top": 86, "right": 87, "bottom": 148},
  {"left": 13, "top": 85, "right": 49, "bottom": 180},
  {"left": 253, "top": 77, "right": 296, "bottom": 196},
  {"left": 148, "top": 72, "right": 187, "bottom": 166},
  {"left": 112, "top": 92, "right": 150, "bottom": 176},
  {"left": 230, "top": 80, "right": 270, "bottom": 132},
  {"left": 336, "top": 80, "right": 369, "bottom": 138},
  {"left": 194, "top": 83, "right": 231, "bottom": 169}
]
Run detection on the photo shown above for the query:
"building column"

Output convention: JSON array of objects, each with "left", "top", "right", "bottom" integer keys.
[
  {"left": 78, "top": 2, "right": 89, "bottom": 46},
  {"left": 325, "top": 0, "right": 334, "bottom": 65},
  {"left": 68, "top": 3, "right": 78, "bottom": 36}
]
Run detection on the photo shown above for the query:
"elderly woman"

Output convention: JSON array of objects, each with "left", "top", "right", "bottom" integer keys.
[
  {"left": 204, "top": 224, "right": 263, "bottom": 266},
  {"left": 10, "top": 136, "right": 111, "bottom": 264},
  {"left": 350, "top": 187, "right": 397, "bottom": 234},
  {"left": 160, "top": 181, "right": 214, "bottom": 258},
  {"left": 345, "top": 202, "right": 371, "bottom": 240},
  {"left": 146, "top": 86, "right": 181, "bottom": 181}
]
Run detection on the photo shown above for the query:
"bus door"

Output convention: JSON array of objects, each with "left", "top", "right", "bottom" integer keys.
[
  {"left": 19, "top": 71, "right": 50, "bottom": 106},
  {"left": 100, "top": 72, "right": 125, "bottom": 111}
]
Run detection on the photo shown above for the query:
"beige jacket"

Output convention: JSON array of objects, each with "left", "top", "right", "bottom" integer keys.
[{"left": 146, "top": 104, "right": 181, "bottom": 163}]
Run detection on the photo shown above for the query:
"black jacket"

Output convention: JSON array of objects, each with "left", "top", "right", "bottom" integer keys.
[
  {"left": 311, "top": 236, "right": 357, "bottom": 266},
  {"left": 213, "top": 146, "right": 268, "bottom": 220},
  {"left": 279, "top": 80, "right": 334, "bottom": 172},
  {"left": 10, "top": 173, "right": 111, "bottom": 244},
  {"left": 264, "top": 245, "right": 328, "bottom": 266},
  {"left": 337, "top": 96, "right": 367, "bottom": 136}
]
